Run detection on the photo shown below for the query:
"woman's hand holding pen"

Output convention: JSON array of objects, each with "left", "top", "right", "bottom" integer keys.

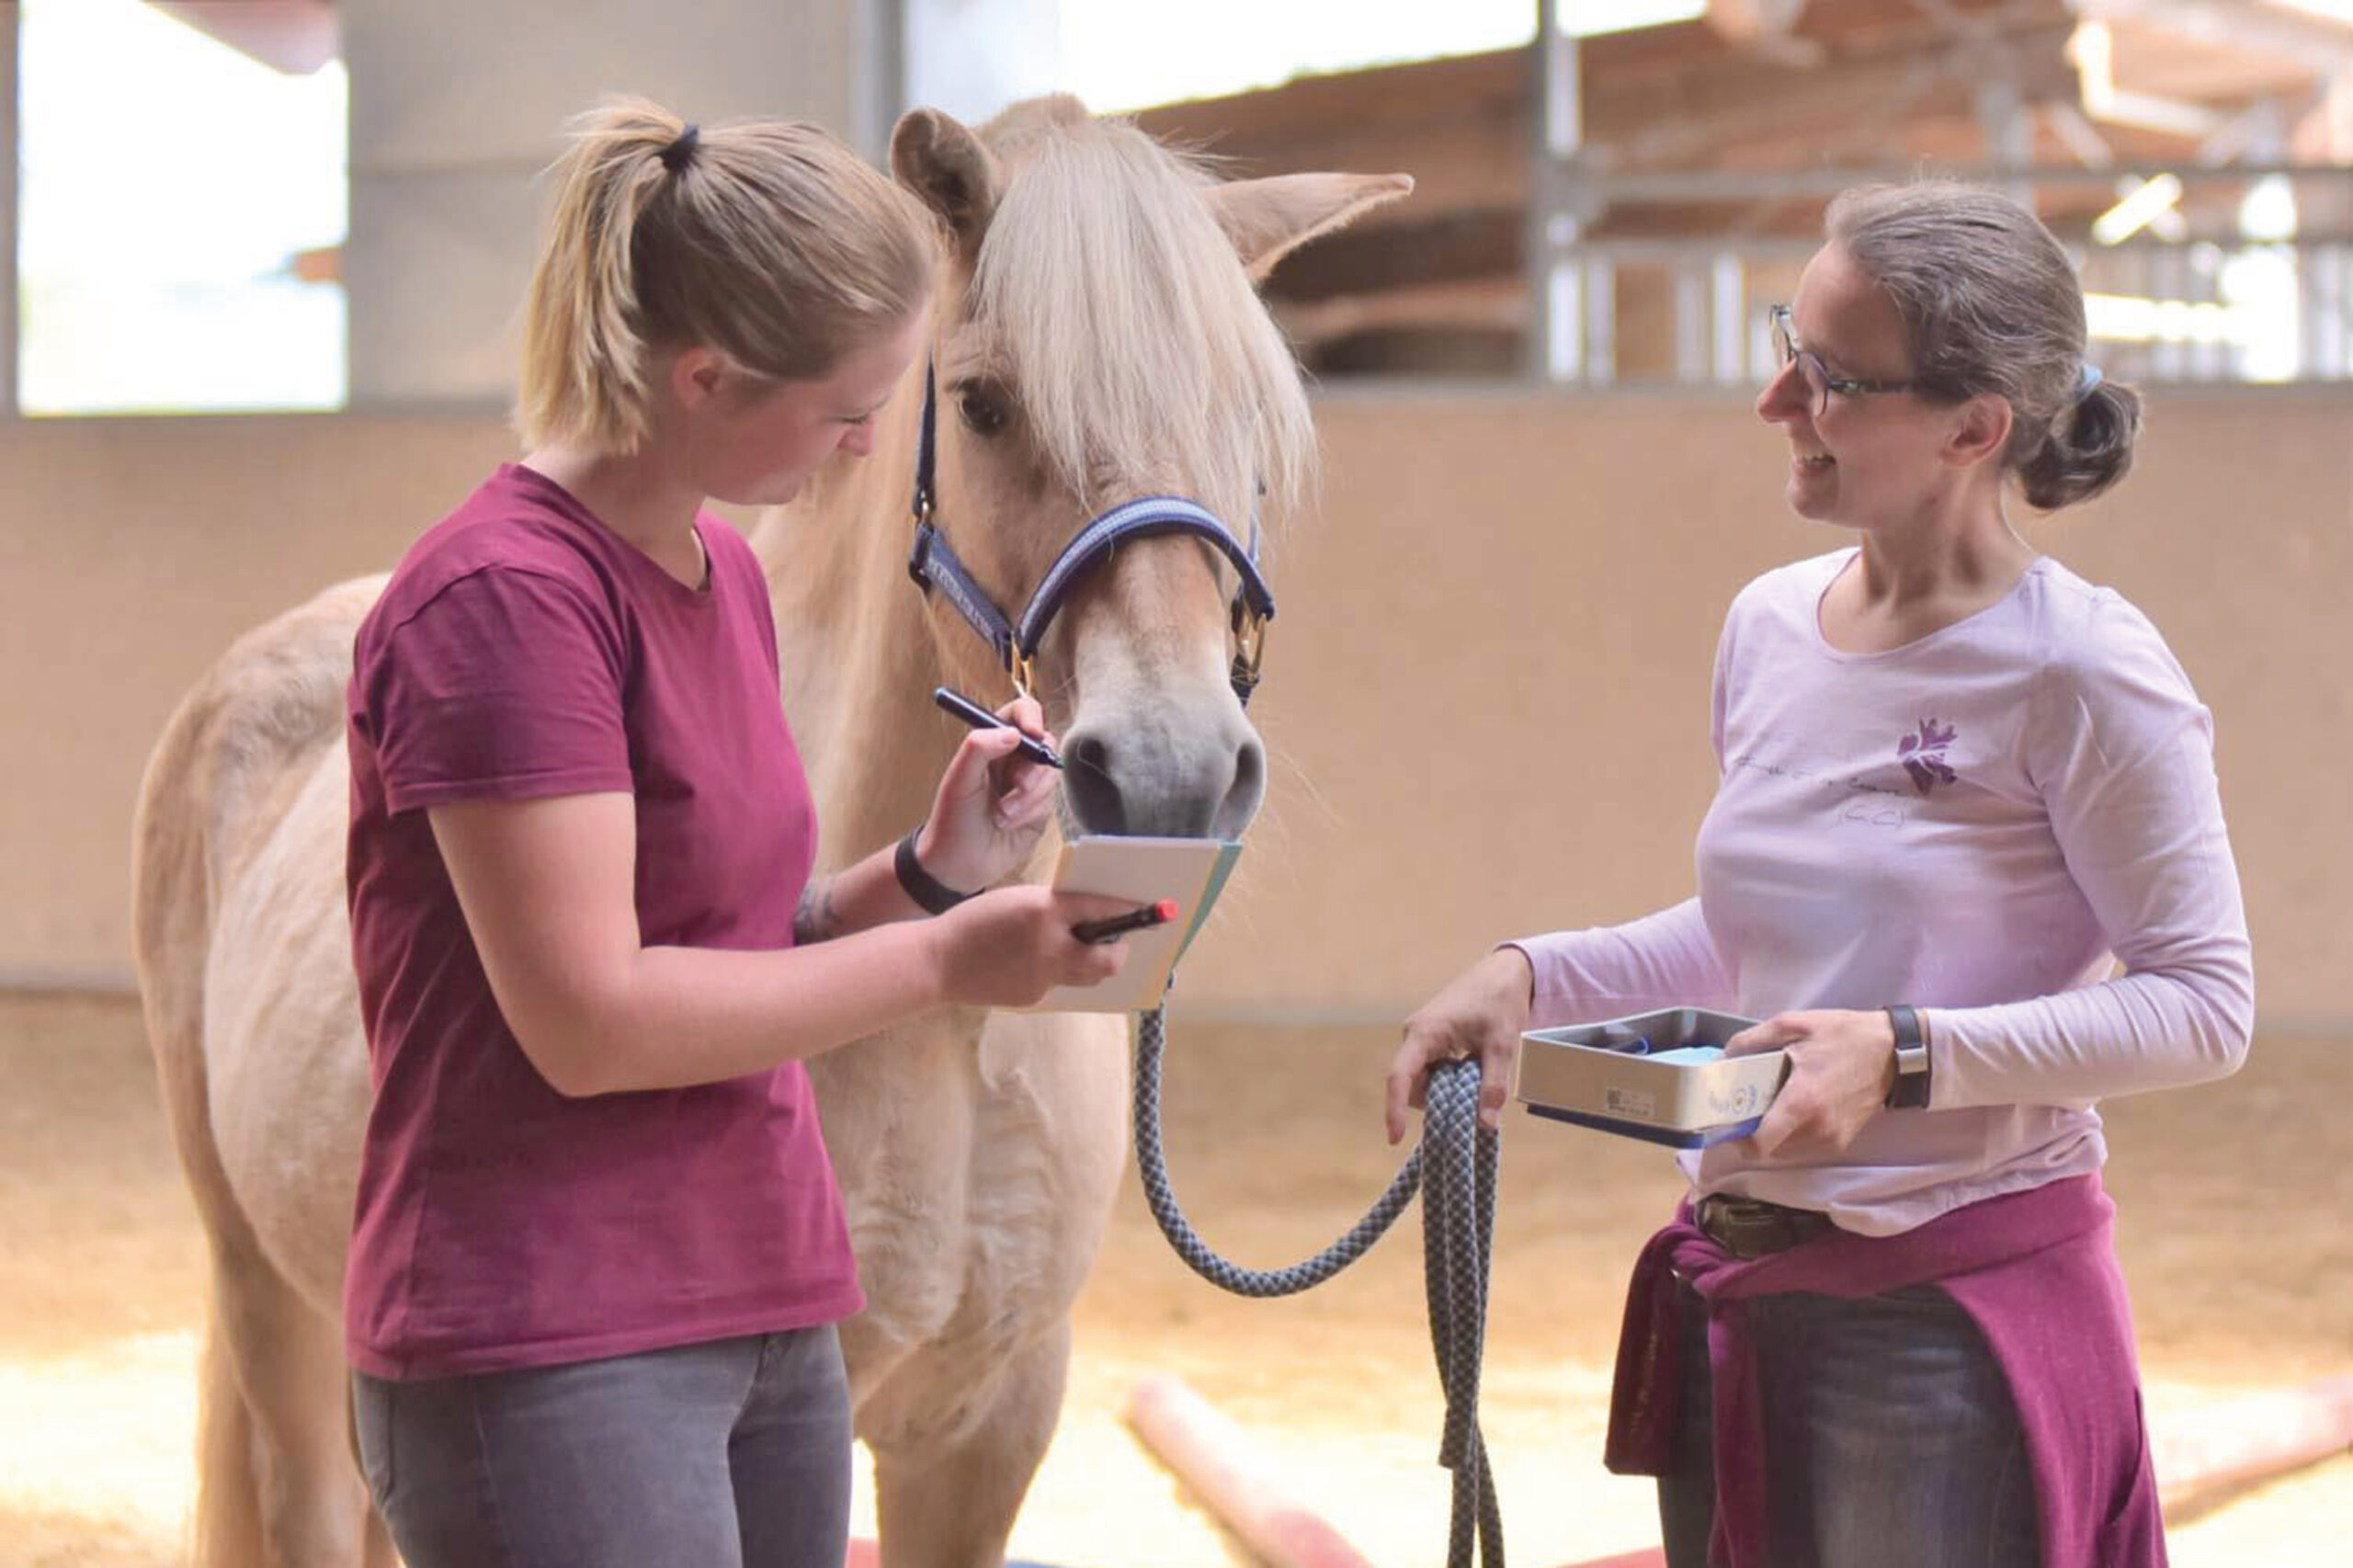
[
  {"left": 926, "top": 885, "right": 1136, "bottom": 1008},
  {"left": 915, "top": 694, "right": 1063, "bottom": 897},
  {"left": 1723, "top": 1008, "right": 1897, "bottom": 1159},
  {"left": 1385, "top": 946, "right": 1535, "bottom": 1143}
]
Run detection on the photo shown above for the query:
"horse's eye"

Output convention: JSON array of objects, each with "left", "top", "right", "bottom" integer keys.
[{"left": 956, "top": 386, "right": 1010, "bottom": 438}]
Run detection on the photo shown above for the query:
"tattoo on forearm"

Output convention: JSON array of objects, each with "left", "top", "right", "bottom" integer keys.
[{"left": 794, "top": 877, "right": 847, "bottom": 945}]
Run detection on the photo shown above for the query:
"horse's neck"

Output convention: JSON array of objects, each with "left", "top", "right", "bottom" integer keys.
[{"left": 755, "top": 425, "right": 955, "bottom": 872}]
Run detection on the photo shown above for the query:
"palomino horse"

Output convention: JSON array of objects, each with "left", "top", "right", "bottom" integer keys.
[{"left": 131, "top": 96, "right": 1408, "bottom": 1568}]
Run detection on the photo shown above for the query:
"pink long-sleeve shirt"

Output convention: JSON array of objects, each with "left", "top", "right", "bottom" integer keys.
[{"left": 1515, "top": 548, "right": 2254, "bottom": 1234}]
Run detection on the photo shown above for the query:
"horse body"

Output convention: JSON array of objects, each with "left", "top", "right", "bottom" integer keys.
[
  {"left": 135, "top": 578, "right": 398, "bottom": 1567},
  {"left": 132, "top": 97, "right": 1405, "bottom": 1568}
]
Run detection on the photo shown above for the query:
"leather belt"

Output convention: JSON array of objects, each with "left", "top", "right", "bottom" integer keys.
[{"left": 1693, "top": 1193, "right": 1837, "bottom": 1260}]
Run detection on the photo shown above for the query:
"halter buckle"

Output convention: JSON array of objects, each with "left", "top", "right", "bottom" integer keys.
[{"left": 1232, "top": 607, "right": 1270, "bottom": 685}]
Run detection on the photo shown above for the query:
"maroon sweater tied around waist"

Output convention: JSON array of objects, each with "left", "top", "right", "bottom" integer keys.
[{"left": 1606, "top": 1174, "right": 2165, "bottom": 1568}]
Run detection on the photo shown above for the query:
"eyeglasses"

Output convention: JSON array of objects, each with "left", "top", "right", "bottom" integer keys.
[{"left": 1768, "top": 304, "right": 1918, "bottom": 419}]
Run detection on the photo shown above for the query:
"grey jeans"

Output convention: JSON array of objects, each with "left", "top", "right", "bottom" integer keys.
[
  {"left": 354, "top": 1324, "right": 852, "bottom": 1568},
  {"left": 1658, "top": 1280, "right": 2041, "bottom": 1568}
]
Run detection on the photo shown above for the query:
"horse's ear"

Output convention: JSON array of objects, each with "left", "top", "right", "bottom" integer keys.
[
  {"left": 891, "top": 108, "right": 1005, "bottom": 264},
  {"left": 1207, "top": 172, "right": 1415, "bottom": 281}
]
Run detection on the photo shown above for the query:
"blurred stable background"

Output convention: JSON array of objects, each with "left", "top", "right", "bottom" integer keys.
[{"left": 2, "top": 2, "right": 2348, "bottom": 1564}]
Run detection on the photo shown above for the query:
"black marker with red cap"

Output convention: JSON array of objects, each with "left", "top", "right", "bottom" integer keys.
[{"left": 1072, "top": 900, "right": 1177, "bottom": 944}]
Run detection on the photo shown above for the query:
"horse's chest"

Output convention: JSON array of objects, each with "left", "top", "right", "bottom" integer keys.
[{"left": 822, "top": 1010, "right": 1127, "bottom": 1339}]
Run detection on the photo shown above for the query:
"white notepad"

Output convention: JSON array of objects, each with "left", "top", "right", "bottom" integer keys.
[{"left": 1028, "top": 836, "right": 1244, "bottom": 1013}]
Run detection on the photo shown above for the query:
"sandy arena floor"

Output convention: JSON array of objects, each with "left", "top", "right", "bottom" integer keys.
[{"left": 3, "top": 991, "right": 2347, "bottom": 1567}]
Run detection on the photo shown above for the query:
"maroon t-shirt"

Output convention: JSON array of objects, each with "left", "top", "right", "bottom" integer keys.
[{"left": 343, "top": 463, "right": 861, "bottom": 1379}]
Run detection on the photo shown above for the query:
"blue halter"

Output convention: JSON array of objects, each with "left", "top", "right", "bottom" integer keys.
[{"left": 904, "top": 361, "right": 1276, "bottom": 707}]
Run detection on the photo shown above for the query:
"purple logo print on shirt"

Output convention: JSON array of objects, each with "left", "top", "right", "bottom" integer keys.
[{"left": 1897, "top": 718, "right": 1958, "bottom": 794}]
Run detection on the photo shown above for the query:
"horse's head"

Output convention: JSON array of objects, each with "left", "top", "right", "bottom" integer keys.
[{"left": 889, "top": 97, "right": 1409, "bottom": 840}]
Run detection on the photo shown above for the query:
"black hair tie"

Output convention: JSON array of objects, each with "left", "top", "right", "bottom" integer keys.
[{"left": 659, "top": 123, "right": 700, "bottom": 175}]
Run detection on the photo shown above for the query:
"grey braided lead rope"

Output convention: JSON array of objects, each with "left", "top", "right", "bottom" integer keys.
[
  {"left": 1421, "top": 1051, "right": 1506, "bottom": 1568},
  {"left": 1131, "top": 1005, "right": 1504, "bottom": 1567}
]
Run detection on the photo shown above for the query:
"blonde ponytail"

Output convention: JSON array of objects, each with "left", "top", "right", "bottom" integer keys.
[{"left": 517, "top": 97, "right": 937, "bottom": 454}]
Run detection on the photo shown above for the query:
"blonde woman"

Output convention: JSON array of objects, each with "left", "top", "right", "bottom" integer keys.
[
  {"left": 342, "top": 100, "right": 1131, "bottom": 1568},
  {"left": 1389, "top": 184, "right": 2251, "bottom": 1568}
]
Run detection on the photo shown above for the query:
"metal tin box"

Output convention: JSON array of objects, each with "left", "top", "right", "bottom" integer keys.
[{"left": 1514, "top": 1006, "right": 1785, "bottom": 1149}]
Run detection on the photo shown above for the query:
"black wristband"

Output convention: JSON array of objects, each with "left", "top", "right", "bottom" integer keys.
[
  {"left": 893, "top": 829, "right": 972, "bottom": 916},
  {"left": 1883, "top": 1004, "right": 1932, "bottom": 1110}
]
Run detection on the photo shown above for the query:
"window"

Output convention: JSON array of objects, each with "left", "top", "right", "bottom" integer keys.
[{"left": 17, "top": 0, "right": 347, "bottom": 414}]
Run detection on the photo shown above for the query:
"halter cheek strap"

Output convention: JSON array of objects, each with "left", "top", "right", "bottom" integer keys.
[{"left": 904, "top": 360, "right": 1277, "bottom": 705}]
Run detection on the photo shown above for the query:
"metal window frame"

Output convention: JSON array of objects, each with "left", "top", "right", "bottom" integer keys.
[{"left": 858, "top": 0, "right": 907, "bottom": 169}]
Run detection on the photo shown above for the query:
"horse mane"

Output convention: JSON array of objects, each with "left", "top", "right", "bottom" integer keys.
[{"left": 971, "top": 102, "right": 1315, "bottom": 526}]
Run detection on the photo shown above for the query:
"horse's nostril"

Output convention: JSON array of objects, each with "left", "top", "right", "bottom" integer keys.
[
  {"left": 1231, "top": 738, "right": 1264, "bottom": 801},
  {"left": 1211, "top": 735, "right": 1267, "bottom": 840},
  {"left": 1062, "top": 733, "right": 1127, "bottom": 836}
]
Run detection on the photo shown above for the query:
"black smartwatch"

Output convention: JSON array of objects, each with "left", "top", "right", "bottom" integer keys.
[
  {"left": 1883, "top": 1004, "right": 1932, "bottom": 1110},
  {"left": 893, "top": 829, "right": 972, "bottom": 915}
]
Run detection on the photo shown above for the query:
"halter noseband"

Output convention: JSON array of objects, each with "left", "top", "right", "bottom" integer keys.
[{"left": 904, "top": 361, "right": 1276, "bottom": 707}]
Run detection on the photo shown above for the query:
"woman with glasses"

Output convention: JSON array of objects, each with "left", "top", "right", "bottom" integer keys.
[{"left": 1386, "top": 182, "right": 2249, "bottom": 1568}]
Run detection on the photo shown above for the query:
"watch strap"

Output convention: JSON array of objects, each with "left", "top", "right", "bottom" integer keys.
[
  {"left": 893, "top": 828, "right": 972, "bottom": 916},
  {"left": 1883, "top": 1003, "right": 1931, "bottom": 1110}
]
